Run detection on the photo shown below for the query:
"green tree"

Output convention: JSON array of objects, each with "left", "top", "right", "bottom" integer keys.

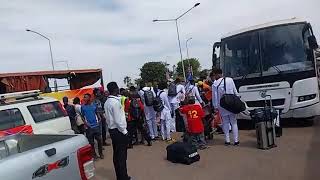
[
  {"left": 123, "top": 76, "right": 133, "bottom": 87},
  {"left": 134, "top": 78, "right": 143, "bottom": 87},
  {"left": 140, "top": 62, "right": 167, "bottom": 85},
  {"left": 176, "top": 58, "right": 201, "bottom": 79},
  {"left": 199, "top": 69, "right": 211, "bottom": 80}
]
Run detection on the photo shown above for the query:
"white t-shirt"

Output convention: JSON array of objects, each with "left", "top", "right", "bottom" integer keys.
[
  {"left": 212, "top": 77, "right": 239, "bottom": 116},
  {"left": 186, "top": 84, "right": 203, "bottom": 104},
  {"left": 139, "top": 87, "right": 157, "bottom": 120},
  {"left": 168, "top": 84, "right": 186, "bottom": 104}
]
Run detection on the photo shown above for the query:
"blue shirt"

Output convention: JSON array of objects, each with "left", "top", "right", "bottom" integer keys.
[{"left": 81, "top": 104, "right": 99, "bottom": 128}]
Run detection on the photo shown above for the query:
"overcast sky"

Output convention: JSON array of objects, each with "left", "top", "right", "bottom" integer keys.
[{"left": 1, "top": 0, "right": 319, "bottom": 86}]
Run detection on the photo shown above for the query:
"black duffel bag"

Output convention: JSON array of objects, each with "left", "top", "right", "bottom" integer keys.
[
  {"left": 250, "top": 107, "right": 278, "bottom": 123},
  {"left": 219, "top": 78, "right": 246, "bottom": 114},
  {"left": 167, "top": 142, "right": 200, "bottom": 165}
]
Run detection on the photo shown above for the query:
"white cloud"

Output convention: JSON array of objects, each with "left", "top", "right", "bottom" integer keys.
[{"left": 0, "top": 0, "right": 319, "bottom": 86}]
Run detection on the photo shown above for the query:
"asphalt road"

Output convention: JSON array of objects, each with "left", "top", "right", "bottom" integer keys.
[{"left": 93, "top": 119, "right": 320, "bottom": 180}]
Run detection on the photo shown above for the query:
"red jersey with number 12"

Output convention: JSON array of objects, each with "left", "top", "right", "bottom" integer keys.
[{"left": 179, "top": 104, "right": 205, "bottom": 134}]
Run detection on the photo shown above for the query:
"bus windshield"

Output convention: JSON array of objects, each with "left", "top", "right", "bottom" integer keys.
[{"left": 220, "top": 23, "right": 314, "bottom": 79}]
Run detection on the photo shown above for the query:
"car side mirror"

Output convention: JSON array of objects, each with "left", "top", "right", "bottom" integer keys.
[{"left": 308, "top": 35, "right": 319, "bottom": 50}]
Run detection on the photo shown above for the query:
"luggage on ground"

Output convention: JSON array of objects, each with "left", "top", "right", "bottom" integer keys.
[
  {"left": 219, "top": 78, "right": 246, "bottom": 114},
  {"left": 251, "top": 107, "right": 278, "bottom": 150},
  {"left": 166, "top": 142, "right": 200, "bottom": 165},
  {"left": 143, "top": 88, "right": 155, "bottom": 106},
  {"left": 153, "top": 91, "right": 164, "bottom": 112}
]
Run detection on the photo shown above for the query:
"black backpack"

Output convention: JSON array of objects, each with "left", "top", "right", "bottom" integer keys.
[
  {"left": 153, "top": 91, "right": 164, "bottom": 112},
  {"left": 143, "top": 88, "right": 154, "bottom": 106},
  {"left": 168, "top": 83, "right": 177, "bottom": 97},
  {"left": 167, "top": 142, "right": 200, "bottom": 165},
  {"left": 219, "top": 78, "right": 246, "bottom": 114},
  {"left": 130, "top": 98, "right": 142, "bottom": 120}
]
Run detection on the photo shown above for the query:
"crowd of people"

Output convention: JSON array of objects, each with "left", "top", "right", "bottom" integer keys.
[{"left": 62, "top": 67, "right": 240, "bottom": 180}]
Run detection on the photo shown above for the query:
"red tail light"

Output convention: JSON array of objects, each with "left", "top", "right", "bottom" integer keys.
[
  {"left": 77, "top": 145, "right": 95, "bottom": 180},
  {"left": 58, "top": 102, "right": 68, "bottom": 116}
]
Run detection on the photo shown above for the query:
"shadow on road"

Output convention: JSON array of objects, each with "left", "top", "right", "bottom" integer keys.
[
  {"left": 304, "top": 119, "right": 320, "bottom": 180},
  {"left": 95, "top": 166, "right": 115, "bottom": 180},
  {"left": 238, "top": 118, "right": 314, "bottom": 130}
]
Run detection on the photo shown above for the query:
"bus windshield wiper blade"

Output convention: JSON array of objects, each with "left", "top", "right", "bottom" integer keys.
[{"left": 267, "top": 65, "right": 282, "bottom": 75}]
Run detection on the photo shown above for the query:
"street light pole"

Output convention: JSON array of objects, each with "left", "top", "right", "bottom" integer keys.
[
  {"left": 175, "top": 20, "right": 186, "bottom": 81},
  {"left": 186, "top": 37, "right": 193, "bottom": 75},
  {"left": 153, "top": 3, "right": 200, "bottom": 82},
  {"left": 186, "top": 37, "right": 192, "bottom": 59},
  {"left": 26, "top": 29, "right": 58, "bottom": 91}
]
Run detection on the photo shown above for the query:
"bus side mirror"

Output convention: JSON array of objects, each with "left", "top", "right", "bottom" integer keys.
[
  {"left": 308, "top": 35, "right": 319, "bottom": 50},
  {"left": 316, "top": 49, "right": 320, "bottom": 60},
  {"left": 212, "top": 42, "right": 221, "bottom": 68},
  {"left": 212, "top": 54, "right": 217, "bottom": 67}
]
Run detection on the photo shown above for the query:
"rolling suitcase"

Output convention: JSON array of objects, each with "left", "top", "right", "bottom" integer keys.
[
  {"left": 166, "top": 142, "right": 200, "bottom": 165},
  {"left": 251, "top": 94, "right": 278, "bottom": 150},
  {"left": 255, "top": 116, "right": 276, "bottom": 150}
]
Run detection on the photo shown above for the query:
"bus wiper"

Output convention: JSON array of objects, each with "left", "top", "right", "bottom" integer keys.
[{"left": 269, "top": 65, "right": 282, "bottom": 75}]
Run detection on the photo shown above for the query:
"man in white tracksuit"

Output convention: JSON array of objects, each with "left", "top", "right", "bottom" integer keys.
[
  {"left": 168, "top": 78, "right": 186, "bottom": 132},
  {"left": 138, "top": 85, "right": 159, "bottom": 140},
  {"left": 186, "top": 79, "right": 204, "bottom": 106},
  {"left": 211, "top": 68, "right": 240, "bottom": 146},
  {"left": 157, "top": 82, "right": 173, "bottom": 141}
]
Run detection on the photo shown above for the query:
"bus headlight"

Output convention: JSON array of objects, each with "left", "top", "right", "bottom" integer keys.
[{"left": 298, "top": 94, "right": 316, "bottom": 102}]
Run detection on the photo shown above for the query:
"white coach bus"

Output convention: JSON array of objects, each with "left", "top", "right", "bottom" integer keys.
[{"left": 212, "top": 18, "right": 320, "bottom": 120}]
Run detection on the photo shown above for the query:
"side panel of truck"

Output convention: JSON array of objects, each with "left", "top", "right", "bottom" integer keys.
[{"left": 0, "top": 135, "right": 88, "bottom": 180}]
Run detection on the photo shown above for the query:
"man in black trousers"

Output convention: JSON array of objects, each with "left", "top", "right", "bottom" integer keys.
[{"left": 104, "top": 82, "right": 131, "bottom": 180}]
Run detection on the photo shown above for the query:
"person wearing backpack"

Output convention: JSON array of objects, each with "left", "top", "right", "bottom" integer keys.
[
  {"left": 138, "top": 83, "right": 159, "bottom": 141},
  {"left": 125, "top": 86, "right": 152, "bottom": 148},
  {"left": 185, "top": 79, "right": 204, "bottom": 106},
  {"left": 211, "top": 68, "right": 240, "bottom": 146},
  {"left": 168, "top": 78, "right": 186, "bottom": 133},
  {"left": 156, "top": 81, "right": 173, "bottom": 142}
]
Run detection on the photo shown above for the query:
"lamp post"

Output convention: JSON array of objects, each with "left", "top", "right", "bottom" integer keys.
[
  {"left": 153, "top": 3, "right": 200, "bottom": 82},
  {"left": 172, "top": 65, "right": 176, "bottom": 79},
  {"left": 186, "top": 37, "right": 193, "bottom": 75},
  {"left": 26, "top": 29, "right": 58, "bottom": 91},
  {"left": 186, "top": 37, "right": 192, "bottom": 59}
]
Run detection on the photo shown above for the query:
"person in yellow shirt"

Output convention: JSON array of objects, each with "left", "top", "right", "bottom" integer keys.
[{"left": 120, "top": 88, "right": 128, "bottom": 109}]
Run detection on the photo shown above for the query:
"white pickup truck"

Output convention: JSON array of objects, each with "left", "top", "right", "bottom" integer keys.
[{"left": 0, "top": 134, "right": 95, "bottom": 180}]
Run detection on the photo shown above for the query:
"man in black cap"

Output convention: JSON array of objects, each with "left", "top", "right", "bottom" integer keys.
[{"left": 104, "top": 82, "right": 131, "bottom": 180}]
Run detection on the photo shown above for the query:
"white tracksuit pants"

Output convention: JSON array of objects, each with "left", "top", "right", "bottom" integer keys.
[
  {"left": 221, "top": 114, "right": 239, "bottom": 143},
  {"left": 170, "top": 103, "right": 179, "bottom": 132},
  {"left": 160, "top": 110, "right": 171, "bottom": 140},
  {"left": 146, "top": 117, "right": 158, "bottom": 139}
]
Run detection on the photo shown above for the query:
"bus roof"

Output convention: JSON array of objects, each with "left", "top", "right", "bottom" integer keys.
[{"left": 221, "top": 18, "right": 307, "bottom": 39}]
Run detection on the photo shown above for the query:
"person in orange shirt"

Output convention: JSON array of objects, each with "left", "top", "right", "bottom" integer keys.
[
  {"left": 180, "top": 98, "right": 208, "bottom": 150},
  {"left": 198, "top": 80, "right": 212, "bottom": 104}
]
